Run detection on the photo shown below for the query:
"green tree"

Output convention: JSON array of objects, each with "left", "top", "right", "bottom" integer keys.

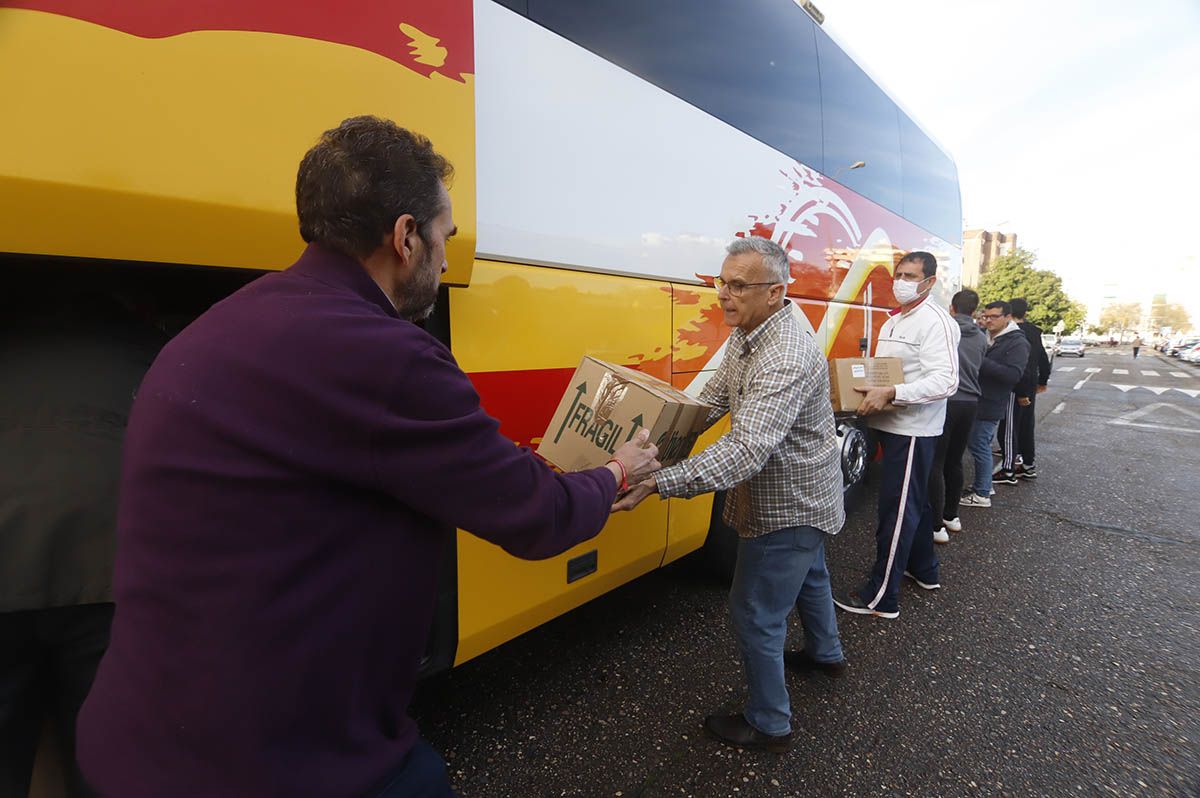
[
  {"left": 1099, "top": 302, "right": 1143, "bottom": 342},
  {"left": 977, "top": 248, "right": 1083, "bottom": 332},
  {"left": 1157, "top": 303, "right": 1192, "bottom": 334},
  {"left": 1061, "top": 300, "right": 1088, "bottom": 335}
]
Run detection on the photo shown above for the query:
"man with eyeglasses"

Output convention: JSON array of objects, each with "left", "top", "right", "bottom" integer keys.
[
  {"left": 833, "top": 251, "right": 959, "bottom": 620},
  {"left": 614, "top": 236, "right": 845, "bottom": 755},
  {"left": 961, "top": 301, "right": 1030, "bottom": 508}
]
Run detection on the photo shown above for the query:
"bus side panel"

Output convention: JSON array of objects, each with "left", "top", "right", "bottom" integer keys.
[
  {"left": 662, "top": 404, "right": 725, "bottom": 568},
  {"left": 449, "top": 259, "right": 672, "bottom": 665},
  {"left": 0, "top": 4, "right": 477, "bottom": 283}
]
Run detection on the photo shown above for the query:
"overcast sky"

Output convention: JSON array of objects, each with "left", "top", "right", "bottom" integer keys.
[{"left": 818, "top": 0, "right": 1200, "bottom": 323}]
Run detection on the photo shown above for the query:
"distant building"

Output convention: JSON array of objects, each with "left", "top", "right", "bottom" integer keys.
[
  {"left": 961, "top": 229, "right": 1017, "bottom": 288},
  {"left": 1145, "top": 293, "right": 1167, "bottom": 333}
]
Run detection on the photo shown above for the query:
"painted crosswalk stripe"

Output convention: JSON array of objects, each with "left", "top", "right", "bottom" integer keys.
[
  {"left": 1141, "top": 370, "right": 1159, "bottom": 376},
  {"left": 1171, "top": 372, "right": 1191, "bottom": 378},
  {"left": 1085, "top": 367, "right": 1102, "bottom": 373},
  {"left": 1113, "top": 369, "right": 1129, "bottom": 375},
  {"left": 1057, "top": 366, "right": 1076, "bottom": 372}
]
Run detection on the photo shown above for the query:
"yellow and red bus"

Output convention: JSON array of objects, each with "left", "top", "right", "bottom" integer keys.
[{"left": 1, "top": 0, "right": 961, "bottom": 675}]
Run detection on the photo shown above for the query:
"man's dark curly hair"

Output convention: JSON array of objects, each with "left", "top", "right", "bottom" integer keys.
[{"left": 296, "top": 116, "right": 453, "bottom": 259}]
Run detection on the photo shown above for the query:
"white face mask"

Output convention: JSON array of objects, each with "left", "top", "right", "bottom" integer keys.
[{"left": 893, "top": 277, "right": 928, "bottom": 305}]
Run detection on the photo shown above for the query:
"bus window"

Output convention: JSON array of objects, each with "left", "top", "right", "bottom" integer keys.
[
  {"left": 814, "top": 28, "right": 903, "bottom": 215},
  {"left": 900, "top": 112, "right": 961, "bottom": 244},
  {"left": 527, "top": 0, "right": 824, "bottom": 175}
]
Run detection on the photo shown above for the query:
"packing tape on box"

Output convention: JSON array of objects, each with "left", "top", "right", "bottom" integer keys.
[{"left": 592, "top": 372, "right": 629, "bottom": 425}]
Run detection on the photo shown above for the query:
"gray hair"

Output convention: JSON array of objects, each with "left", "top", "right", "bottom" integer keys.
[{"left": 726, "top": 236, "right": 790, "bottom": 285}]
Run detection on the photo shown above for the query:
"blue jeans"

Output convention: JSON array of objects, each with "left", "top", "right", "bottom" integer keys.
[
  {"left": 968, "top": 418, "right": 1000, "bottom": 496},
  {"left": 729, "top": 525, "right": 843, "bottom": 737},
  {"left": 371, "top": 738, "right": 457, "bottom": 798}
]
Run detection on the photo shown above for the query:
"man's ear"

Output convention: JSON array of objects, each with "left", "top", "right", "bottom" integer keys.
[
  {"left": 391, "top": 214, "right": 420, "bottom": 269},
  {"left": 771, "top": 282, "right": 788, "bottom": 305}
]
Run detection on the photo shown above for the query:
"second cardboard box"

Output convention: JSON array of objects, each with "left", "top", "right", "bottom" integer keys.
[{"left": 829, "top": 357, "right": 905, "bottom": 413}]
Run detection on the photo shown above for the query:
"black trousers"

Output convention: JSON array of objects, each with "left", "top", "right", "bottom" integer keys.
[
  {"left": 1000, "top": 393, "right": 1040, "bottom": 468},
  {"left": 1015, "top": 394, "right": 1037, "bottom": 465},
  {"left": 0, "top": 603, "right": 113, "bottom": 798},
  {"left": 929, "top": 399, "right": 978, "bottom": 525},
  {"left": 860, "top": 432, "right": 939, "bottom": 613}
]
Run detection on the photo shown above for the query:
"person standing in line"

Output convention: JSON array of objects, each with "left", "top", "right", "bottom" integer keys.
[
  {"left": 75, "top": 117, "right": 660, "bottom": 798},
  {"left": 833, "top": 251, "right": 959, "bottom": 617},
  {"left": 961, "top": 301, "right": 1030, "bottom": 508},
  {"left": 1007, "top": 297, "right": 1051, "bottom": 480},
  {"left": 928, "top": 289, "right": 988, "bottom": 544},
  {"left": 1131, "top": 333, "right": 1143, "bottom": 359},
  {"left": 614, "top": 236, "right": 846, "bottom": 754}
]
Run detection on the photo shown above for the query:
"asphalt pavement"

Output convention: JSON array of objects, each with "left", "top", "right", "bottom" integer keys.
[{"left": 411, "top": 345, "right": 1200, "bottom": 798}]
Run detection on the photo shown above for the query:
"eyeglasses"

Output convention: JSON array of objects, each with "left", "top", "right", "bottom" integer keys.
[
  {"left": 714, "top": 277, "right": 779, "bottom": 297},
  {"left": 980, "top": 313, "right": 1005, "bottom": 320}
]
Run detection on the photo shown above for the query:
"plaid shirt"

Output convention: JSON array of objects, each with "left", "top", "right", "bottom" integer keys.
[{"left": 655, "top": 302, "right": 845, "bottom": 538}]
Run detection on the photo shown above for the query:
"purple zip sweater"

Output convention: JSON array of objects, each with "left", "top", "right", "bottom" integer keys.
[{"left": 77, "top": 244, "right": 616, "bottom": 797}]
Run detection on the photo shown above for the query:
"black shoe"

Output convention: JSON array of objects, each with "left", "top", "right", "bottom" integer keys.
[
  {"left": 1016, "top": 464, "right": 1038, "bottom": 479},
  {"left": 833, "top": 590, "right": 899, "bottom": 619},
  {"left": 704, "top": 714, "right": 792, "bottom": 753},
  {"left": 993, "top": 471, "right": 1019, "bottom": 485},
  {"left": 784, "top": 649, "right": 847, "bottom": 678},
  {"left": 903, "top": 570, "right": 941, "bottom": 591}
]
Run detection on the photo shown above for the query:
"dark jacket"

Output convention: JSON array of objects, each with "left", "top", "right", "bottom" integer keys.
[
  {"left": 0, "top": 295, "right": 163, "bottom": 612},
  {"left": 1015, "top": 320, "right": 1051, "bottom": 397},
  {"left": 950, "top": 313, "right": 987, "bottom": 402},
  {"left": 977, "top": 324, "right": 1031, "bottom": 421},
  {"left": 77, "top": 245, "right": 617, "bottom": 798}
]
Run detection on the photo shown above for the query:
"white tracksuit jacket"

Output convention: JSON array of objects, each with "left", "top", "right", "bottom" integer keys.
[{"left": 869, "top": 297, "right": 961, "bottom": 438}]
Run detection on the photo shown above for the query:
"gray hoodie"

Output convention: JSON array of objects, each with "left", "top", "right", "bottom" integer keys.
[{"left": 951, "top": 313, "right": 987, "bottom": 402}]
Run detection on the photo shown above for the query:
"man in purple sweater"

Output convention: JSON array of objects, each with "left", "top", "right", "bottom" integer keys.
[{"left": 75, "top": 117, "right": 658, "bottom": 798}]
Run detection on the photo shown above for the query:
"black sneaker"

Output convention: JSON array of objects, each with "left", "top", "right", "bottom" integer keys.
[
  {"left": 704, "top": 714, "right": 792, "bottom": 753},
  {"left": 903, "top": 570, "right": 941, "bottom": 591},
  {"left": 784, "top": 649, "right": 848, "bottom": 678},
  {"left": 993, "top": 470, "right": 1019, "bottom": 485},
  {"left": 1016, "top": 464, "right": 1038, "bottom": 479},
  {"left": 833, "top": 591, "right": 899, "bottom": 619}
]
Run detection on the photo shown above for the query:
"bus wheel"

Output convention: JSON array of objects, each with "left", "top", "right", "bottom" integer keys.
[{"left": 838, "top": 421, "right": 869, "bottom": 490}]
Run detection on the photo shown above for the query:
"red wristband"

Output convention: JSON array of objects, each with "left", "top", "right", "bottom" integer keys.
[{"left": 606, "top": 458, "right": 630, "bottom": 492}]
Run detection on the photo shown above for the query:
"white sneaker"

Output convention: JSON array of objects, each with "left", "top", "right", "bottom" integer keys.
[
  {"left": 933, "top": 527, "right": 950, "bottom": 544},
  {"left": 943, "top": 517, "right": 962, "bottom": 533},
  {"left": 960, "top": 493, "right": 992, "bottom": 508}
]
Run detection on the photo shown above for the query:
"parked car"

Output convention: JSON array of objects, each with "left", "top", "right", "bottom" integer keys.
[
  {"left": 1180, "top": 343, "right": 1200, "bottom": 363},
  {"left": 1058, "top": 337, "right": 1086, "bottom": 357},
  {"left": 1170, "top": 338, "right": 1200, "bottom": 357}
]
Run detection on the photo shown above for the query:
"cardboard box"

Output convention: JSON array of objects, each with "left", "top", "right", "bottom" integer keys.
[
  {"left": 537, "top": 357, "right": 712, "bottom": 472},
  {"left": 829, "top": 357, "right": 905, "bottom": 413}
]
